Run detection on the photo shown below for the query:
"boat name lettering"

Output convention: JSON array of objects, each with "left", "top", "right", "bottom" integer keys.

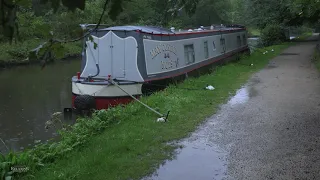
[
  {"left": 161, "top": 58, "right": 179, "bottom": 70},
  {"left": 150, "top": 44, "right": 177, "bottom": 59}
]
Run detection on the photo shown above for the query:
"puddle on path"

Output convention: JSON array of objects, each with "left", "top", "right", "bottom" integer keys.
[
  {"left": 227, "top": 85, "right": 257, "bottom": 106},
  {"left": 142, "top": 84, "right": 258, "bottom": 180},
  {"left": 228, "top": 87, "right": 250, "bottom": 106},
  {"left": 143, "top": 139, "right": 228, "bottom": 180}
]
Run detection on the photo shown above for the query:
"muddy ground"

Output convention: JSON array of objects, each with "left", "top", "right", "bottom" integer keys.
[{"left": 144, "top": 38, "right": 320, "bottom": 180}]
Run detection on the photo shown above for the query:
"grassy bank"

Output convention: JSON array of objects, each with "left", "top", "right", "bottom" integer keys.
[
  {"left": 0, "top": 39, "right": 82, "bottom": 67},
  {"left": 1, "top": 43, "right": 291, "bottom": 180},
  {"left": 312, "top": 44, "right": 320, "bottom": 70},
  {"left": 293, "top": 32, "right": 314, "bottom": 41}
]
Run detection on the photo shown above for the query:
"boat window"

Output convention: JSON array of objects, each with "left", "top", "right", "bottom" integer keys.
[
  {"left": 204, "top": 41, "right": 209, "bottom": 59},
  {"left": 237, "top": 36, "right": 241, "bottom": 47},
  {"left": 212, "top": 41, "right": 216, "bottom": 51},
  {"left": 243, "top": 34, "right": 247, "bottom": 45},
  {"left": 184, "top": 44, "right": 195, "bottom": 64}
]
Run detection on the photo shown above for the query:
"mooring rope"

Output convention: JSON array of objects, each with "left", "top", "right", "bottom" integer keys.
[
  {"left": 0, "top": 137, "right": 9, "bottom": 152},
  {"left": 109, "top": 79, "right": 165, "bottom": 118}
]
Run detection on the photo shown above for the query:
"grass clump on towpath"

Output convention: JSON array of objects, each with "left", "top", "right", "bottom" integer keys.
[
  {"left": 14, "top": 43, "right": 291, "bottom": 180},
  {"left": 312, "top": 42, "right": 320, "bottom": 70}
]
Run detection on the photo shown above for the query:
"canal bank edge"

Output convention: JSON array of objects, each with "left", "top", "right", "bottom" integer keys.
[
  {"left": 0, "top": 40, "right": 82, "bottom": 69},
  {"left": 0, "top": 53, "right": 81, "bottom": 69},
  {"left": 8, "top": 43, "right": 291, "bottom": 180}
]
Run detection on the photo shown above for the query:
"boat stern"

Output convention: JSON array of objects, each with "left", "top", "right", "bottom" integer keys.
[{"left": 71, "top": 76, "right": 142, "bottom": 110}]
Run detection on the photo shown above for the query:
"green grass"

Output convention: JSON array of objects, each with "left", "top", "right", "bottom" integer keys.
[
  {"left": 247, "top": 27, "right": 261, "bottom": 37},
  {"left": 14, "top": 43, "right": 291, "bottom": 180},
  {"left": 293, "top": 31, "right": 314, "bottom": 41},
  {"left": 312, "top": 46, "right": 320, "bottom": 71}
]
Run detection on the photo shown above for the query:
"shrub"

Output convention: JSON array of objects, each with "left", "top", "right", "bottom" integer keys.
[{"left": 260, "top": 24, "right": 287, "bottom": 46}]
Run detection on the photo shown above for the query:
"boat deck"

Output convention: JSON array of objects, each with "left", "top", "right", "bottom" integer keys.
[{"left": 81, "top": 24, "right": 246, "bottom": 35}]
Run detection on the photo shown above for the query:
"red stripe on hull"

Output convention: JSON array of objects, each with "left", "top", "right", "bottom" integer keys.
[{"left": 72, "top": 94, "right": 140, "bottom": 110}]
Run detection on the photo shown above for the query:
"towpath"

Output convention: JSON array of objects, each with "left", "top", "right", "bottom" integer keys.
[{"left": 143, "top": 35, "right": 320, "bottom": 180}]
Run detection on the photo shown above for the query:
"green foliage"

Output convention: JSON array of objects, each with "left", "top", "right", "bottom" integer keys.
[
  {"left": 0, "top": 39, "right": 41, "bottom": 61},
  {"left": 158, "top": 0, "right": 232, "bottom": 28},
  {"left": 7, "top": 47, "right": 29, "bottom": 59},
  {"left": 1, "top": 0, "right": 201, "bottom": 40},
  {"left": 289, "top": 0, "right": 320, "bottom": 24},
  {"left": 247, "top": 27, "right": 260, "bottom": 37},
  {"left": 17, "top": 12, "right": 50, "bottom": 40},
  {"left": 260, "top": 24, "right": 288, "bottom": 46},
  {"left": 230, "top": 0, "right": 311, "bottom": 29},
  {"left": 0, "top": 39, "right": 81, "bottom": 62},
  {"left": 0, "top": 0, "right": 314, "bottom": 64},
  {"left": 288, "top": 26, "right": 313, "bottom": 37},
  {"left": 0, "top": 151, "right": 31, "bottom": 180},
  {"left": 0, "top": 0, "right": 206, "bottom": 65},
  {"left": 167, "top": 19, "right": 184, "bottom": 29}
]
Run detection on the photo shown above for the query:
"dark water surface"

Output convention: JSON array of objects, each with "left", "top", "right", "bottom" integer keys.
[{"left": 0, "top": 59, "right": 80, "bottom": 153}]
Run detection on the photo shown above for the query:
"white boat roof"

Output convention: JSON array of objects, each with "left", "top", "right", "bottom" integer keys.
[
  {"left": 101, "top": 25, "right": 174, "bottom": 34},
  {"left": 83, "top": 24, "right": 246, "bottom": 35}
]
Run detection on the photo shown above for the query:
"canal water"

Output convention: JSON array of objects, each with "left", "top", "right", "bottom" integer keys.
[
  {"left": 0, "top": 59, "right": 80, "bottom": 153},
  {"left": 0, "top": 38, "right": 261, "bottom": 154}
]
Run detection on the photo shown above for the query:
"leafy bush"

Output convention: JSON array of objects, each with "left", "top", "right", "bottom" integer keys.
[
  {"left": 167, "top": 19, "right": 184, "bottom": 29},
  {"left": 63, "top": 42, "right": 82, "bottom": 56},
  {"left": 0, "top": 39, "right": 42, "bottom": 61},
  {"left": 6, "top": 47, "right": 29, "bottom": 59},
  {"left": 260, "top": 24, "right": 288, "bottom": 46},
  {"left": 17, "top": 12, "right": 50, "bottom": 40}
]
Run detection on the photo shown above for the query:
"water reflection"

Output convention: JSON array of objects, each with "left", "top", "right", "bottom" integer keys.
[
  {"left": 0, "top": 59, "right": 80, "bottom": 153},
  {"left": 143, "top": 135, "right": 227, "bottom": 180},
  {"left": 228, "top": 87, "right": 250, "bottom": 106}
]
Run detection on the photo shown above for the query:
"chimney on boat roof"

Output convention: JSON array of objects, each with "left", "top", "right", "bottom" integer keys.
[
  {"left": 80, "top": 24, "right": 87, "bottom": 30},
  {"left": 170, "top": 27, "right": 175, "bottom": 33}
]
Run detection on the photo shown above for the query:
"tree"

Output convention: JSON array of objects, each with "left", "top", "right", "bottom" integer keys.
[
  {"left": 0, "top": 0, "right": 200, "bottom": 40},
  {"left": 0, "top": 0, "right": 200, "bottom": 66},
  {"left": 289, "top": 0, "right": 320, "bottom": 24}
]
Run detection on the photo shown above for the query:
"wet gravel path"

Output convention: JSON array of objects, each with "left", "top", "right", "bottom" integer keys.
[{"left": 144, "top": 39, "right": 320, "bottom": 180}]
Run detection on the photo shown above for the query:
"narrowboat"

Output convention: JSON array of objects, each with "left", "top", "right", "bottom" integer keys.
[{"left": 72, "top": 24, "right": 250, "bottom": 110}]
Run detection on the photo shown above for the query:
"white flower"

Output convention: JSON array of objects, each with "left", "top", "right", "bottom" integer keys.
[
  {"left": 206, "top": 85, "right": 215, "bottom": 90},
  {"left": 157, "top": 117, "right": 166, "bottom": 122}
]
